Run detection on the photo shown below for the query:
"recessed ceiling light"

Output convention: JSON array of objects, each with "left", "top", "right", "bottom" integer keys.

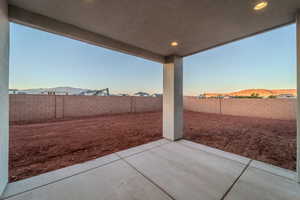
[
  {"left": 170, "top": 41, "right": 178, "bottom": 47},
  {"left": 83, "top": 0, "right": 94, "bottom": 3},
  {"left": 254, "top": 1, "right": 268, "bottom": 10}
]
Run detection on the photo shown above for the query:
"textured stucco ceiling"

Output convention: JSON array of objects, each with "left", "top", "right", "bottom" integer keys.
[{"left": 8, "top": 0, "right": 300, "bottom": 59}]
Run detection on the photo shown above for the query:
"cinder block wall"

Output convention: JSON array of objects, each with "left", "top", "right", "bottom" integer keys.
[
  {"left": 9, "top": 94, "right": 163, "bottom": 122},
  {"left": 134, "top": 96, "right": 163, "bottom": 112},
  {"left": 184, "top": 96, "right": 296, "bottom": 120},
  {"left": 55, "top": 96, "right": 64, "bottom": 119},
  {"left": 10, "top": 94, "right": 56, "bottom": 122},
  {"left": 63, "top": 96, "right": 136, "bottom": 118},
  {"left": 183, "top": 96, "right": 221, "bottom": 114},
  {"left": 9, "top": 95, "right": 296, "bottom": 122},
  {"left": 221, "top": 98, "right": 296, "bottom": 120}
]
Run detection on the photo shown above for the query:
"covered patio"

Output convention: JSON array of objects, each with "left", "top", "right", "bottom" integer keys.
[{"left": 1, "top": 0, "right": 300, "bottom": 199}]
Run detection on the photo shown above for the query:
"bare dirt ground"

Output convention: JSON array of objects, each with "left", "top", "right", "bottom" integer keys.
[
  {"left": 184, "top": 111, "right": 296, "bottom": 170},
  {"left": 9, "top": 111, "right": 296, "bottom": 182}
]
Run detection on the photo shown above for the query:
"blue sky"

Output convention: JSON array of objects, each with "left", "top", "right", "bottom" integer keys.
[{"left": 9, "top": 23, "right": 296, "bottom": 96}]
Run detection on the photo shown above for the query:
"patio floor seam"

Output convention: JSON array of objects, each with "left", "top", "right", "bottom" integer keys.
[
  {"left": 176, "top": 140, "right": 248, "bottom": 165},
  {"left": 177, "top": 140, "right": 298, "bottom": 182},
  {"left": 249, "top": 165, "right": 297, "bottom": 182},
  {"left": 118, "top": 154, "right": 177, "bottom": 200},
  {"left": 220, "top": 160, "right": 252, "bottom": 200},
  {"left": 116, "top": 139, "right": 170, "bottom": 159},
  {"left": 2, "top": 155, "right": 121, "bottom": 200}
]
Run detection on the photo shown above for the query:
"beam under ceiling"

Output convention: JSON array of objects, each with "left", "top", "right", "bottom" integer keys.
[{"left": 8, "top": 5, "right": 166, "bottom": 63}]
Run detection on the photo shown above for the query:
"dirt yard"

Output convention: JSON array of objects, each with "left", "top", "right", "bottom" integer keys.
[{"left": 9, "top": 111, "right": 296, "bottom": 182}]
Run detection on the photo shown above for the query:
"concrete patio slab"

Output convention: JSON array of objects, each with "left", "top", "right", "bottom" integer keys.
[
  {"left": 116, "top": 139, "right": 170, "bottom": 158},
  {"left": 178, "top": 139, "right": 250, "bottom": 165},
  {"left": 250, "top": 160, "right": 297, "bottom": 181},
  {"left": 2, "top": 139, "right": 299, "bottom": 200},
  {"left": 3, "top": 160, "right": 172, "bottom": 200},
  {"left": 224, "top": 166, "right": 300, "bottom": 200},
  {"left": 2, "top": 153, "right": 120, "bottom": 199},
  {"left": 125, "top": 142, "right": 247, "bottom": 200},
  {"left": 3, "top": 139, "right": 171, "bottom": 199}
]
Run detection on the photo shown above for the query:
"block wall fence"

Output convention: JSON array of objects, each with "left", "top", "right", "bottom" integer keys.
[
  {"left": 183, "top": 96, "right": 296, "bottom": 120},
  {"left": 9, "top": 94, "right": 163, "bottom": 122},
  {"left": 9, "top": 95, "right": 296, "bottom": 122}
]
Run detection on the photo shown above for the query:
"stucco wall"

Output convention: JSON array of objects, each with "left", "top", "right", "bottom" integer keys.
[
  {"left": 9, "top": 94, "right": 163, "bottom": 122},
  {"left": 184, "top": 97, "right": 296, "bottom": 120}
]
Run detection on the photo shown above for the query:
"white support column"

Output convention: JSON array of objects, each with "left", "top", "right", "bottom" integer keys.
[
  {"left": 163, "top": 56, "right": 183, "bottom": 141},
  {"left": 297, "top": 12, "right": 300, "bottom": 183},
  {"left": 0, "top": 0, "right": 9, "bottom": 195}
]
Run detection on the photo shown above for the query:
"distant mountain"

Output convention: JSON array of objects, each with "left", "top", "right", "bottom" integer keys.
[
  {"left": 229, "top": 89, "right": 273, "bottom": 97},
  {"left": 229, "top": 89, "right": 296, "bottom": 97},
  {"left": 10, "top": 87, "right": 156, "bottom": 97},
  {"left": 13, "top": 87, "right": 89, "bottom": 95},
  {"left": 203, "top": 89, "right": 296, "bottom": 97},
  {"left": 133, "top": 92, "right": 150, "bottom": 96},
  {"left": 271, "top": 89, "right": 297, "bottom": 96},
  {"left": 203, "top": 93, "right": 226, "bottom": 97}
]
